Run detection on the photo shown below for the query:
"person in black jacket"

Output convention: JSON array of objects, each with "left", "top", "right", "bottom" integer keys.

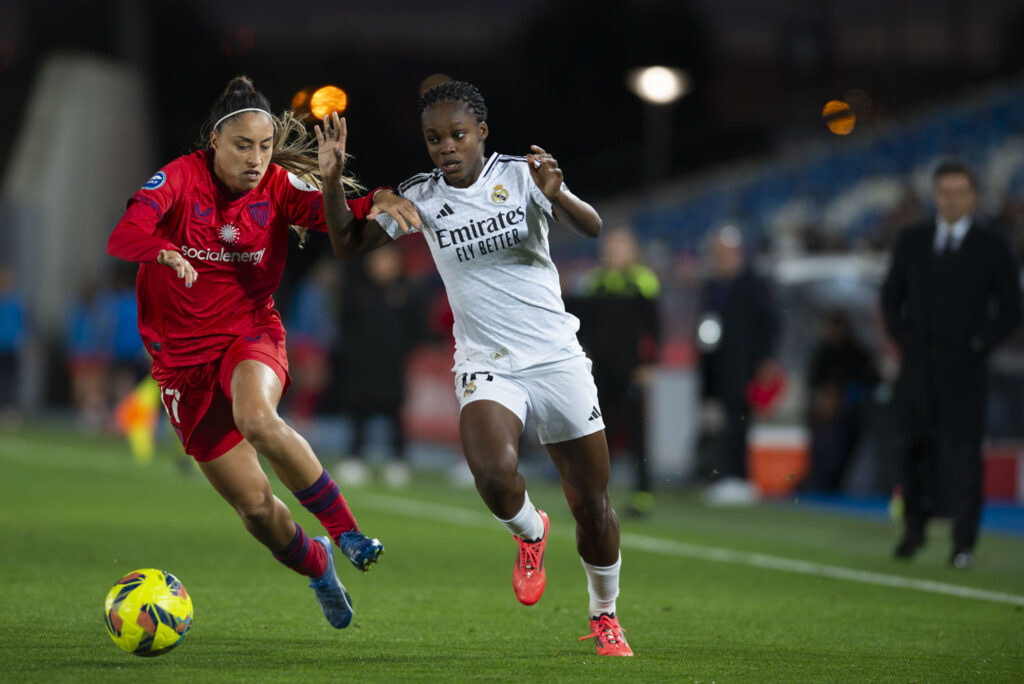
[
  {"left": 338, "top": 244, "right": 422, "bottom": 486},
  {"left": 882, "top": 160, "right": 1021, "bottom": 568},
  {"left": 576, "top": 227, "right": 661, "bottom": 515},
  {"left": 697, "top": 226, "right": 779, "bottom": 505},
  {"left": 804, "top": 309, "right": 878, "bottom": 492}
]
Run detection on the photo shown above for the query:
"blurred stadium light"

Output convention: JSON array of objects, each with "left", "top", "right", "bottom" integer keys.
[
  {"left": 310, "top": 86, "right": 348, "bottom": 119},
  {"left": 627, "top": 66, "right": 690, "bottom": 105},
  {"left": 290, "top": 87, "right": 312, "bottom": 115},
  {"left": 627, "top": 66, "right": 691, "bottom": 185}
]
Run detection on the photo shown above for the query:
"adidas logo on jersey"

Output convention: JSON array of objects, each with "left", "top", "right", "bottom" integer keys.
[{"left": 436, "top": 203, "right": 455, "bottom": 219}]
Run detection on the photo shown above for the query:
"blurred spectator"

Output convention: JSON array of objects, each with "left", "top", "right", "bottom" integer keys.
[
  {"left": 993, "top": 192, "right": 1024, "bottom": 263},
  {"left": 0, "top": 266, "right": 25, "bottom": 420},
  {"left": 286, "top": 259, "right": 340, "bottom": 420},
  {"left": 803, "top": 309, "right": 878, "bottom": 492},
  {"left": 874, "top": 186, "right": 929, "bottom": 251},
  {"left": 574, "top": 227, "right": 661, "bottom": 516},
  {"left": 66, "top": 277, "right": 112, "bottom": 429},
  {"left": 696, "top": 226, "right": 780, "bottom": 505},
  {"left": 103, "top": 264, "right": 149, "bottom": 406},
  {"left": 882, "top": 160, "right": 1021, "bottom": 568},
  {"left": 337, "top": 245, "right": 423, "bottom": 487}
]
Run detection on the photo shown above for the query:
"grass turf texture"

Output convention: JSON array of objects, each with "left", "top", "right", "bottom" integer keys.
[{"left": 1, "top": 427, "right": 1022, "bottom": 683}]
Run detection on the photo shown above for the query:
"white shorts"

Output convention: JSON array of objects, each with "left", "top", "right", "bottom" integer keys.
[{"left": 453, "top": 345, "right": 606, "bottom": 445}]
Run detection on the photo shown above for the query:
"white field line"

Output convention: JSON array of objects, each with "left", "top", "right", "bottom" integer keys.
[
  {"left": 4, "top": 437, "right": 1022, "bottom": 608},
  {"left": 357, "top": 492, "right": 1024, "bottom": 608}
]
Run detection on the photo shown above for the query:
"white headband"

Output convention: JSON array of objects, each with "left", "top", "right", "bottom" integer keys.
[{"left": 213, "top": 107, "right": 272, "bottom": 131}]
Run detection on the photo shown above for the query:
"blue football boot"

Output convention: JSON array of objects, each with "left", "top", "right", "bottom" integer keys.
[
  {"left": 309, "top": 536, "right": 353, "bottom": 628},
  {"left": 337, "top": 530, "right": 384, "bottom": 572}
]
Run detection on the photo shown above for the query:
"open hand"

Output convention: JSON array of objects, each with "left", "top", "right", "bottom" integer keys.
[
  {"left": 314, "top": 111, "right": 347, "bottom": 187},
  {"left": 157, "top": 249, "right": 197, "bottom": 288}
]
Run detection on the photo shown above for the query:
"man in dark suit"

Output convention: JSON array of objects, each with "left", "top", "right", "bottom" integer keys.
[
  {"left": 882, "top": 160, "right": 1021, "bottom": 568},
  {"left": 697, "top": 226, "right": 780, "bottom": 505}
]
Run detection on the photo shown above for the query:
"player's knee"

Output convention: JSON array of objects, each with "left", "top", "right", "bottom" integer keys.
[
  {"left": 234, "top": 489, "right": 276, "bottom": 531},
  {"left": 234, "top": 408, "right": 282, "bottom": 448},
  {"left": 569, "top": 491, "right": 612, "bottom": 528},
  {"left": 473, "top": 467, "right": 517, "bottom": 502}
]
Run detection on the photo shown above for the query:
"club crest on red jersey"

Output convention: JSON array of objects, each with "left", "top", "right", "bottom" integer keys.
[
  {"left": 248, "top": 201, "right": 270, "bottom": 227},
  {"left": 217, "top": 223, "right": 241, "bottom": 245}
]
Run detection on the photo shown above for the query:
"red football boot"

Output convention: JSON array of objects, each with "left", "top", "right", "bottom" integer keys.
[
  {"left": 512, "top": 509, "right": 549, "bottom": 606},
  {"left": 579, "top": 613, "right": 634, "bottom": 657}
]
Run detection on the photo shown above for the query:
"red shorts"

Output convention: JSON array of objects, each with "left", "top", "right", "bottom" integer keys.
[{"left": 151, "top": 322, "right": 291, "bottom": 462}]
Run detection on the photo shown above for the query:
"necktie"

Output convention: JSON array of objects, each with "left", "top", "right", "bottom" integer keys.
[
  {"left": 936, "top": 227, "right": 955, "bottom": 272},
  {"left": 939, "top": 227, "right": 954, "bottom": 255}
]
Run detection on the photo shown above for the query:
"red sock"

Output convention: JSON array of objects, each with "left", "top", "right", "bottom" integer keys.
[
  {"left": 293, "top": 468, "right": 358, "bottom": 541},
  {"left": 272, "top": 523, "right": 327, "bottom": 577}
]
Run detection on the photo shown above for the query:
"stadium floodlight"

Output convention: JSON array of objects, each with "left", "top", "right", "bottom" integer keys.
[
  {"left": 310, "top": 85, "right": 348, "bottom": 119},
  {"left": 627, "top": 66, "right": 689, "bottom": 105},
  {"left": 291, "top": 88, "right": 312, "bottom": 112},
  {"left": 627, "top": 66, "right": 690, "bottom": 183}
]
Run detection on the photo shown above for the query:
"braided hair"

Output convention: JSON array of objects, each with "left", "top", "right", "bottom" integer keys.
[{"left": 418, "top": 80, "right": 488, "bottom": 123}]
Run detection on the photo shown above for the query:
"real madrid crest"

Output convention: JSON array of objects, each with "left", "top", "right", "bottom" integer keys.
[
  {"left": 491, "top": 184, "right": 509, "bottom": 204},
  {"left": 463, "top": 381, "right": 477, "bottom": 398}
]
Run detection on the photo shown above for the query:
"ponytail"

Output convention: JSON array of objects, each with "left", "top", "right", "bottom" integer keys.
[{"left": 200, "top": 76, "right": 364, "bottom": 247}]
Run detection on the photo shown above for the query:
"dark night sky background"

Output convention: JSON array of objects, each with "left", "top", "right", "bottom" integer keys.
[{"left": 3, "top": 0, "right": 1024, "bottom": 202}]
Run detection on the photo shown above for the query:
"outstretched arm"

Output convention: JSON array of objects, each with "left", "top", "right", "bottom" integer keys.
[
  {"left": 527, "top": 145, "right": 602, "bottom": 238},
  {"left": 315, "top": 112, "right": 393, "bottom": 257}
]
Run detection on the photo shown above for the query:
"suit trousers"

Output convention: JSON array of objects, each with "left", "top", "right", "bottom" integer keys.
[{"left": 901, "top": 433, "right": 983, "bottom": 552}]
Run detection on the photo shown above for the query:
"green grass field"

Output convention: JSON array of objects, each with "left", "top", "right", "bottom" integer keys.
[{"left": 1, "top": 427, "right": 1022, "bottom": 683}]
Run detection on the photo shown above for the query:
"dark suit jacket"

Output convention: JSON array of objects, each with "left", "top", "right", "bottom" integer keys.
[
  {"left": 881, "top": 219, "right": 1021, "bottom": 440},
  {"left": 699, "top": 267, "right": 779, "bottom": 405}
]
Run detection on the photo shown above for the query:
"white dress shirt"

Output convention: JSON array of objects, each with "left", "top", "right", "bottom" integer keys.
[{"left": 934, "top": 215, "right": 972, "bottom": 253}]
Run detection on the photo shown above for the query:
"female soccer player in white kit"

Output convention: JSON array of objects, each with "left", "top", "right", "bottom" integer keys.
[{"left": 316, "top": 81, "right": 632, "bottom": 656}]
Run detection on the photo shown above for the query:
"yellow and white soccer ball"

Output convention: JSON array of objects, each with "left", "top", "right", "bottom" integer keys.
[{"left": 104, "top": 569, "right": 193, "bottom": 656}]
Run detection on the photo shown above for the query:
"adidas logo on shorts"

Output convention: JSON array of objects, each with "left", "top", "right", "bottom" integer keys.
[{"left": 588, "top": 406, "right": 602, "bottom": 421}]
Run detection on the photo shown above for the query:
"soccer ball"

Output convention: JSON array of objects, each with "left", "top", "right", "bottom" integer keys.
[{"left": 104, "top": 569, "right": 193, "bottom": 656}]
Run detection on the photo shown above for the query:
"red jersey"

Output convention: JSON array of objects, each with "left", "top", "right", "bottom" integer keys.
[{"left": 108, "top": 149, "right": 372, "bottom": 367}]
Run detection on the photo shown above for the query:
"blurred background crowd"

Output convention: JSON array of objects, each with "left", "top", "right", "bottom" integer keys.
[{"left": 2, "top": 0, "right": 1023, "bottom": 509}]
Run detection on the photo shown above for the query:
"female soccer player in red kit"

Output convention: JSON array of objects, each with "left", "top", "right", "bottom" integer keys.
[{"left": 107, "top": 76, "right": 419, "bottom": 629}]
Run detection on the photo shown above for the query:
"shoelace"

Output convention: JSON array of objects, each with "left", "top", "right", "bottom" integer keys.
[
  {"left": 579, "top": 615, "right": 622, "bottom": 644},
  {"left": 517, "top": 538, "right": 543, "bottom": 576}
]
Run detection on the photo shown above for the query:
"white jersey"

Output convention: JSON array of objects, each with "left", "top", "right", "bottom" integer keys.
[{"left": 376, "top": 152, "right": 580, "bottom": 371}]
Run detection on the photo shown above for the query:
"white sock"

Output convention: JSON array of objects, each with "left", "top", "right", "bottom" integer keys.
[
  {"left": 496, "top": 491, "right": 545, "bottom": 542},
  {"left": 581, "top": 554, "right": 621, "bottom": 618}
]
